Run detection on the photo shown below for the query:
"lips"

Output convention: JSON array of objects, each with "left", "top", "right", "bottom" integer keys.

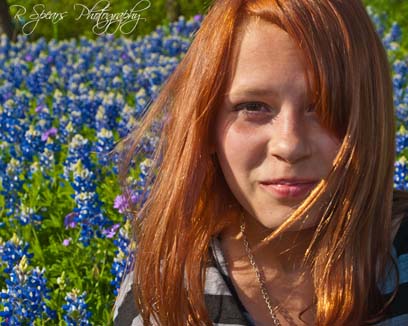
[
  {"left": 261, "top": 178, "right": 318, "bottom": 185},
  {"left": 259, "top": 179, "right": 318, "bottom": 198}
]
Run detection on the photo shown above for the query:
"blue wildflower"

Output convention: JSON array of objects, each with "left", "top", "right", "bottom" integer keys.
[
  {"left": 394, "top": 156, "right": 408, "bottom": 191},
  {"left": 0, "top": 234, "right": 33, "bottom": 274},
  {"left": 62, "top": 289, "right": 92, "bottom": 326},
  {"left": 111, "top": 220, "right": 135, "bottom": 296},
  {"left": 0, "top": 255, "right": 56, "bottom": 325}
]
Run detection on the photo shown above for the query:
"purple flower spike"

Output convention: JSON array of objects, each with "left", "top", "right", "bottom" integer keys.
[
  {"left": 102, "top": 223, "right": 121, "bottom": 238},
  {"left": 114, "top": 193, "right": 139, "bottom": 214},
  {"left": 194, "top": 14, "right": 202, "bottom": 22},
  {"left": 41, "top": 127, "right": 58, "bottom": 141},
  {"left": 113, "top": 195, "right": 128, "bottom": 214},
  {"left": 64, "top": 212, "right": 78, "bottom": 229},
  {"left": 25, "top": 54, "right": 33, "bottom": 62}
]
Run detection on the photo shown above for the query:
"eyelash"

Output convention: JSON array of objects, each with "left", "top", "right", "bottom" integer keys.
[
  {"left": 233, "top": 102, "right": 272, "bottom": 116},
  {"left": 233, "top": 102, "right": 317, "bottom": 117}
]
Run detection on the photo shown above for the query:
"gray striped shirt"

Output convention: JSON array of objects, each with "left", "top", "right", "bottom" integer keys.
[{"left": 113, "top": 219, "right": 408, "bottom": 325}]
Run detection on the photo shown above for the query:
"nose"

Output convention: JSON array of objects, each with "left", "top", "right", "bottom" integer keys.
[{"left": 267, "top": 105, "right": 312, "bottom": 164}]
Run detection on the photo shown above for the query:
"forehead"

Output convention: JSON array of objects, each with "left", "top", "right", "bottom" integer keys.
[{"left": 225, "top": 18, "right": 310, "bottom": 98}]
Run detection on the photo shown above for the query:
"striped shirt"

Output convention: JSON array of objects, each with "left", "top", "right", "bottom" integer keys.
[{"left": 113, "top": 217, "right": 408, "bottom": 325}]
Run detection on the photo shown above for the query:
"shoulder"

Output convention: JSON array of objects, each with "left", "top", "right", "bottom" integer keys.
[
  {"left": 112, "top": 240, "right": 249, "bottom": 326},
  {"left": 378, "top": 192, "right": 408, "bottom": 324},
  {"left": 392, "top": 189, "right": 408, "bottom": 256},
  {"left": 393, "top": 214, "right": 408, "bottom": 257},
  {"left": 392, "top": 189, "right": 408, "bottom": 220},
  {"left": 113, "top": 271, "right": 142, "bottom": 326}
]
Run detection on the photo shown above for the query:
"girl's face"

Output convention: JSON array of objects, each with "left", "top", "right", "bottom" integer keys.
[{"left": 215, "top": 19, "right": 341, "bottom": 230}]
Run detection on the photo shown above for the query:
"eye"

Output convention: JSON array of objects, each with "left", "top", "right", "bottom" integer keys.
[
  {"left": 305, "top": 103, "right": 317, "bottom": 114},
  {"left": 233, "top": 102, "right": 273, "bottom": 117}
]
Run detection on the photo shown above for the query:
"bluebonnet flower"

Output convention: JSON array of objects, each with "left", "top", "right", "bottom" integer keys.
[
  {"left": 111, "top": 220, "right": 135, "bottom": 296},
  {"left": 67, "top": 92, "right": 97, "bottom": 131},
  {"left": 0, "top": 255, "right": 56, "bottom": 325},
  {"left": 394, "top": 156, "right": 408, "bottom": 191},
  {"left": 18, "top": 203, "right": 43, "bottom": 227},
  {"left": 389, "top": 22, "right": 402, "bottom": 43},
  {"left": 366, "top": 6, "right": 386, "bottom": 38},
  {"left": 135, "top": 87, "right": 149, "bottom": 119},
  {"left": 138, "top": 158, "right": 153, "bottom": 190},
  {"left": 95, "top": 128, "right": 115, "bottom": 167},
  {"left": 0, "top": 81, "right": 13, "bottom": 103},
  {"left": 109, "top": 161, "right": 154, "bottom": 295},
  {"left": 95, "top": 106, "right": 109, "bottom": 133},
  {"left": 140, "top": 132, "right": 159, "bottom": 159},
  {"left": 111, "top": 76, "right": 123, "bottom": 90},
  {"left": 0, "top": 234, "right": 33, "bottom": 274},
  {"left": 27, "top": 161, "right": 40, "bottom": 180},
  {"left": 63, "top": 134, "right": 93, "bottom": 180},
  {"left": 169, "top": 15, "right": 201, "bottom": 38},
  {"left": 70, "top": 160, "right": 110, "bottom": 246},
  {"left": 25, "top": 61, "right": 52, "bottom": 95},
  {"left": 121, "top": 64, "right": 138, "bottom": 93},
  {"left": 117, "top": 103, "right": 138, "bottom": 138},
  {"left": 62, "top": 288, "right": 92, "bottom": 326},
  {"left": 0, "top": 99, "right": 27, "bottom": 145},
  {"left": 163, "top": 36, "right": 184, "bottom": 57},
  {"left": 1, "top": 158, "right": 24, "bottom": 218},
  {"left": 21, "top": 125, "right": 43, "bottom": 162},
  {"left": 33, "top": 104, "right": 54, "bottom": 134},
  {"left": 383, "top": 22, "right": 402, "bottom": 52},
  {"left": 100, "top": 92, "right": 123, "bottom": 131},
  {"left": 51, "top": 89, "right": 68, "bottom": 118},
  {"left": 396, "top": 125, "right": 408, "bottom": 155},
  {"left": 393, "top": 59, "right": 408, "bottom": 123},
  {"left": 38, "top": 137, "right": 61, "bottom": 177},
  {"left": 6, "top": 58, "right": 29, "bottom": 88},
  {"left": 59, "top": 117, "right": 76, "bottom": 144}
]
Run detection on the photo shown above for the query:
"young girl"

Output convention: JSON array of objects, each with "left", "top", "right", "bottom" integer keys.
[{"left": 113, "top": 0, "right": 408, "bottom": 325}]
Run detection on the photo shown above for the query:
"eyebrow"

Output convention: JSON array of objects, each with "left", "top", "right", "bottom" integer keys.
[{"left": 224, "top": 87, "right": 280, "bottom": 98}]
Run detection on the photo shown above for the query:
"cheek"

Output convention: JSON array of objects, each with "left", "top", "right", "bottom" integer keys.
[
  {"left": 215, "top": 120, "right": 262, "bottom": 172},
  {"left": 215, "top": 120, "right": 261, "bottom": 209},
  {"left": 319, "top": 133, "right": 341, "bottom": 167}
]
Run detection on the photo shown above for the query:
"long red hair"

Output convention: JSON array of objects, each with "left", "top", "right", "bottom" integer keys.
[{"left": 116, "top": 0, "right": 408, "bottom": 325}]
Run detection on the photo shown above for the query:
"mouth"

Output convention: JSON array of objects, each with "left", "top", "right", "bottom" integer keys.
[{"left": 259, "top": 181, "right": 318, "bottom": 198}]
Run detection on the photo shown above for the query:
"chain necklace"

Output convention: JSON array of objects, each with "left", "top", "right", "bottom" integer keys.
[{"left": 239, "top": 214, "right": 282, "bottom": 326}]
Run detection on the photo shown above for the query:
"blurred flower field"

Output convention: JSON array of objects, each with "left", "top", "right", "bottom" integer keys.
[{"left": 0, "top": 8, "right": 407, "bottom": 326}]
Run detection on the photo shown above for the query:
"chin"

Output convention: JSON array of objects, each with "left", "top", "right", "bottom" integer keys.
[{"left": 254, "top": 210, "right": 320, "bottom": 232}]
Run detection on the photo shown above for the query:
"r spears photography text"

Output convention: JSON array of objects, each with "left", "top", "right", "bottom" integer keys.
[{"left": 10, "top": 0, "right": 151, "bottom": 36}]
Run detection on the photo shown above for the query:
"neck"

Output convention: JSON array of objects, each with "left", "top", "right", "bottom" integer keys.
[{"left": 220, "top": 212, "right": 316, "bottom": 275}]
